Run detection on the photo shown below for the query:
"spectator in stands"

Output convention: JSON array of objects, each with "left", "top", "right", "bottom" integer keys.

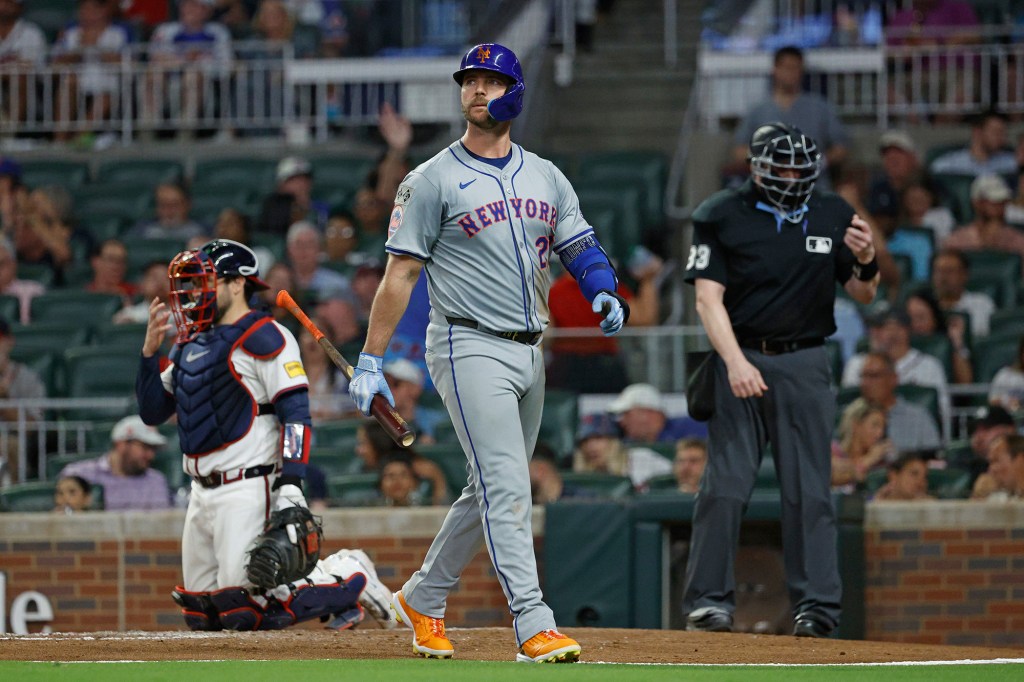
[
  {"left": 1007, "top": 133, "right": 1024, "bottom": 226},
  {"left": 383, "top": 358, "right": 446, "bottom": 444},
  {"left": 296, "top": 318, "right": 355, "bottom": 421},
  {"left": 899, "top": 180, "right": 956, "bottom": 245},
  {"left": 0, "top": 157, "right": 21, "bottom": 231},
  {"left": 572, "top": 413, "right": 672, "bottom": 490},
  {"left": 872, "top": 451, "right": 934, "bottom": 501},
  {"left": 729, "top": 45, "right": 848, "bottom": 188},
  {"left": 146, "top": 0, "right": 233, "bottom": 134},
  {"left": 0, "top": 236, "right": 43, "bottom": 324},
  {"left": 0, "top": 314, "right": 44, "bottom": 418},
  {"left": 372, "top": 102, "right": 413, "bottom": 205},
  {"left": 831, "top": 398, "right": 892, "bottom": 493},
  {"left": 608, "top": 383, "right": 707, "bottom": 443},
  {"left": 258, "top": 156, "right": 330, "bottom": 234},
  {"left": 213, "top": 207, "right": 275, "bottom": 270},
  {"left": 530, "top": 442, "right": 592, "bottom": 504},
  {"left": 929, "top": 111, "right": 1016, "bottom": 176},
  {"left": 867, "top": 130, "right": 925, "bottom": 237},
  {"left": 251, "top": 1, "right": 315, "bottom": 57},
  {"left": 51, "top": 0, "right": 131, "bottom": 144},
  {"left": 834, "top": 166, "right": 902, "bottom": 297},
  {"left": 0, "top": 0, "right": 47, "bottom": 124},
  {"left": 324, "top": 210, "right": 358, "bottom": 264},
  {"left": 853, "top": 351, "right": 942, "bottom": 455},
  {"left": 673, "top": 437, "right": 706, "bottom": 494},
  {"left": 547, "top": 246, "right": 663, "bottom": 393},
  {"left": 59, "top": 415, "right": 172, "bottom": 511},
  {"left": 377, "top": 453, "right": 424, "bottom": 507},
  {"left": 351, "top": 420, "right": 448, "bottom": 505},
  {"left": 930, "top": 248, "right": 994, "bottom": 340},
  {"left": 285, "top": 220, "right": 354, "bottom": 303},
  {"left": 351, "top": 260, "right": 383, "bottom": 325},
  {"left": 15, "top": 185, "right": 89, "bottom": 286},
  {"left": 120, "top": 0, "right": 170, "bottom": 38},
  {"left": 971, "top": 434, "right": 1022, "bottom": 501},
  {"left": 351, "top": 179, "right": 390, "bottom": 259},
  {"left": 86, "top": 238, "right": 136, "bottom": 299},
  {"left": 943, "top": 174, "right": 1024, "bottom": 264},
  {"left": 989, "top": 335, "right": 1024, "bottom": 413},
  {"left": 125, "top": 183, "right": 206, "bottom": 242},
  {"left": 903, "top": 288, "right": 972, "bottom": 384},
  {"left": 957, "top": 404, "right": 1018, "bottom": 486},
  {"left": 52, "top": 475, "right": 94, "bottom": 514},
  {"left": 257, "top": 260, "right": 300, "bottom": 336},
  {"left": 113, "top": 260, "right": 168, "bottom": 324}
]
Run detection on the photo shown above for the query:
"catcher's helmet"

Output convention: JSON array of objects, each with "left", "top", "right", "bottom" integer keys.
[
  {"left": 452, "top": 43, "right": 525, "bottom": 121},
  {"left": 748, "top": 122, "right": 821, "bottom": 218},
  {"left": 202, "top": 239, "right": 269, "bottom": 291}
]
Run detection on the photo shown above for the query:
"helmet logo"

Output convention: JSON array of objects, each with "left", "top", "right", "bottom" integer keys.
[{"left": 475, "top": 46, "right": 491, "bottom": 63}]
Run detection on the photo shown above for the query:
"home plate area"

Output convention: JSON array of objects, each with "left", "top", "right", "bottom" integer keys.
[{"left": 1, "top": 628, "right": 1022, "bottom": 664}]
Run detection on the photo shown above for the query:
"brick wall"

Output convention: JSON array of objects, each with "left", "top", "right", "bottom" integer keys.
[
  {"left": 864, "top": 502, "right": 1024, "bottom": 648},
  {"left": 0, "top": 508, "right": 542, "bottom": 633}
]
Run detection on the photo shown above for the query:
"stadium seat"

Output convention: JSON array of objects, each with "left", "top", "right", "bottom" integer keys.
[
  {"left": 577, "top": 151, "right": 667, "bottom": 228},
  {"left": 96, "top": 159, "right": 184, "bottom": 186},
  {"left": 560, "top": 472, "right": 633, "bottom": 499},
  {"left": 0, "top": 481, "right": 58, "bottom": 512},
  {"left": 643, "top": 473, "right": 680, "bottom": 492},
  {"left": 964, "top": 250, "right": 1021, "bottom": 308},
  {"left": 16, "top": 264, "right": 54, "bottom": 287},
  {"left": 431, "top": 418, "right": 460, "bottom": 445},
  {"left": 8, "top": 347, "right": 59, "bottom": 397},
  {"left": 29, "top": 292, "right": 123, "bottom": 326},
  {"left": 929, "top": 173, "right": 974, "bottom": 224},
  {"left": 63, "top": 347, "right": 140, "bottom": 418},
  {"left": 120, "top": 237, "right": 188, "bottom": 278},
  {"left": 326, "top": 473, "right": 381, "bottom": 507},
  {"left": 23, "top": 0, "right": 76, "bottom": 43},
  {"left": 78, "top": 213, "right": 127, "bottom": 242},
  {"left": 0, "top": 295, "right": 19, "bottom": 323},
  {"left": 415, "top": 443, "right": 470, "bottom": 496},
  {"left": 194, "top": 158, "right": 278, "bottom": 195},
  {"left": 47, "top": 453, "right": 97, "bottom": 481},
  {"left": 152, "top": 449, "right": 186, "bottom": 493},
  {"left": 895, "top": 384, "right": 941, "bottom": 427},
  {"left": 929, "top": 467, "right": 971, "bottom": 499},
  {"left": 61, "top": 262, "right": 94, "bottom": 288},
  {"left": 92, "top": 323, "right": 147, "bottom": 350},
  {"left": 910, "top": 334, "right": 953, "bottom": 383},
  {"left": 973, "top": 331, "right": 1021, "bottom": 383},
  {"left": 313, "top": 419, "right": 363, "bottom": 450},
  {"left": 310, "top": 156, "right": 377, "bottom": 194},
  {"left": 924, "top": 142, "right": 967, "bottom": 170},
  {"left": 576, "top": 182, "right": 645, "bottom": 265},
  {"left": 989, "top": 307, "right": 1024, "bottom": 337},
  {"left": 85, "top": 419, "right": 122, "bottom": 451},
  {"left": 583, "top": 206, "right": 621, "bottom": 260},
  {"left": 539, "top": 389, "right": 579, "bottom": 461},
  {"left": 309, "top": 446, "right": 359, "bottom": 478},
  {"left": 20, "top": 159, "right": 89, "bottom": 189},
  {"left": 74, "top": 182, "right": 155, "bottom": 220},
  {"left": 12, "top": 321, "right": 92, "bottom": 353}
]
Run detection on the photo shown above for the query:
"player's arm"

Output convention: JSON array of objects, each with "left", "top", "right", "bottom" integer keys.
[
  {"left": 555, "top": 233, "right": 629, "bottom": 336},
  {"left": 694, "top": 278, "right": 767, "bottom": 399},
  {"left": 842, "top": 213, "right": 880, "bottom": 304},
  {"left": 362, "top": 254, "right": 424, "bottom": 355},
  {"left": 137, "top": 297, "right": 176, "bottom": 425}
]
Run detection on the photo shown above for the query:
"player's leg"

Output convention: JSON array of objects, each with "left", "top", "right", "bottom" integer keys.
[
  {"left": 211, "top": 476, "right": 271, "bottom": 588},
  {"left": 682, "top": 351, "right": 764, "bottom": 630},
  {"left": 764, "top": 348, "right": 841, "bottom": 636},
  {"left": 174, "top": 484, "right": 221, "bottom": 629}
]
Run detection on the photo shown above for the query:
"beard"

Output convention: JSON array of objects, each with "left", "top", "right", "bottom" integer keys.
[{"left": 462, "top": 101, "right": 499, "bottom": 130}]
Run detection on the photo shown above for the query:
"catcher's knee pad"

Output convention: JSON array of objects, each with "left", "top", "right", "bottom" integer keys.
[
  {"left": 209, "top": 587, "right": 266, "bottom": 631},
  {"left": 172, "top": 587, "right": 222, "bottom": 631},
  {"left": 261, "top": 575, "right": 369, "bottom": 630}
]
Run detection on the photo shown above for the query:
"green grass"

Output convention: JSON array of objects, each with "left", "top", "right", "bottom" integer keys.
[{"left": 1, "top": 660, "right": 1022, "bottom": 682}]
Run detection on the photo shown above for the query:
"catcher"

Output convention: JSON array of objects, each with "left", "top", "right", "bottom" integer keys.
[{"left": 137, "top": 239, "right": 394, "bottom": 631}]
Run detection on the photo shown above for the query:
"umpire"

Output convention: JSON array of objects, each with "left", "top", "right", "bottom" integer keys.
[{"left": 682, "top": 123, "right": 879, "bottom": 637}]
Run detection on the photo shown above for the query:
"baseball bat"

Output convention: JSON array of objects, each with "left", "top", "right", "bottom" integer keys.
[{"left": 276, "top": 290, "right": 416, "bottom": 448}]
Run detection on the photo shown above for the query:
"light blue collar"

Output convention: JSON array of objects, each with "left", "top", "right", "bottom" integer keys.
[{"left": 755, "top": 201, "right": 808, "bottom": 234}]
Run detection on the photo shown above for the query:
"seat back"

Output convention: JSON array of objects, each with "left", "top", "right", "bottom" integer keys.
[
  {"left": 326, "top": 473, "right": 381, "bottom": 507},
  {"left": 20, "top": 159, "right": 90, "bottom": 188},
  {"left": 895, "top": 384, "right": 941, "bottom": 426},
  {"left": 0, "top": 481, "right": 58, "bottom": 512},
  {"left": 560, "top": 472, "right": 633, "bottom": 499},
  {"left": 96, "top": 159, "right": 184, "bottom": 185},
  {"left": 415, "top": 443, "right": 469, "bottom": 496},
  {"left": 965, "top": 250, "right": 1021, "bottom": 309},
  {"left": 930, "top": 173, "right": 975, "bottom": 224},
  {"left": 909, "top": 334, "right": 953, "bottom": 383},
  {"left": 973, "top": 331, "right": 1022, "bottom": 383},
  {"left": 539, "top": 389, "right": 579, "bottom": 461},
  {"left": 63, "top": 347, "right": 139, "bottom": 418},
  {"left": 29, "top": 292, "right": 124, "bottom": 326}
]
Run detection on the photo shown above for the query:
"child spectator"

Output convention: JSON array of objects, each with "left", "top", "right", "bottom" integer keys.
[{"left": 53, "top": 475, "right": 94, "bottom": 514}]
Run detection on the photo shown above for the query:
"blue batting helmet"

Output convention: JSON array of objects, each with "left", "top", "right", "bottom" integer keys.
[{"left": 452, "top": 43, "right": 525, "bottom": 121}]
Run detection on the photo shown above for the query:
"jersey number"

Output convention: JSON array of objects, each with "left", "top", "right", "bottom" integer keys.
[
  {"left": 535, "top": 236, "right": 550, "bottom": 269},
  {"left": 686, "top": 244, "right": 710, "bottom": 270}
]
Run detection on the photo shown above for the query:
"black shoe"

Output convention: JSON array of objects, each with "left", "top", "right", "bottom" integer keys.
[
  {"left": 686, "top": 607, "right": 733, "bottom": 633},
  {"left": 793, "top": 613, "right": 832, "bottom": 638}
]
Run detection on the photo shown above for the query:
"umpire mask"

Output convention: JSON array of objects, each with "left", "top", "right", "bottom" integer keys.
[
  {"left": 168, "top": 248, "right": 218, "bottom": 343},
  {"left": 748, "top": 122, "right": 822, "bottom": 218}
]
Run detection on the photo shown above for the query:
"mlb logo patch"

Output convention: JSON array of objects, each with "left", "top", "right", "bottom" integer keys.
[
  {"left": 806, "top": 236, "right": 832, "bottom": 254},
  {"left": 388, "top": 205, "right": 404, "bottom": 238}
]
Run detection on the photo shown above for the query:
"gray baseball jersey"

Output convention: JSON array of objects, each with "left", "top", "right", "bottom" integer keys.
[{"left": 387, "top": 140, "right": 597, "bottom": 646}]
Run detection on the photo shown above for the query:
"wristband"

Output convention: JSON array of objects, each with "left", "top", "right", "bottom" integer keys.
[{"left": 852, "top": 258, "right": 878, "bottom": 281}]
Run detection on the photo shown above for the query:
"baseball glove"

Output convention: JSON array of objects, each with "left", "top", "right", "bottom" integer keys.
[{"left": 246, "top": 506, "right": 323, "bottom": 590}]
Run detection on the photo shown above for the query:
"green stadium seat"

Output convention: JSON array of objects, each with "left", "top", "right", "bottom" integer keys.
[
  {"left": 92, "top": 323, "right": 147, "bottom": 350},
  {"left": 973, "top": 331, "right": 1021, "bottom": 383},
  {"left": 310, "top": 156, "right": 376, "bottom": 194},
  {"left": 577, "top": 151, "right": 667, "bottom": 227},
  {"left": 910, "top": 334, "right": 953, "bottom": 382},
  {"left": 416, "top": 443, "right": 470, "bottom": 496},
  {"left": 29, "top": 292, "right": 123, "bottom": 326},
  {"left": 643, "top": 473, "right": 680, "bottom": 492},
  {"left": 78, "top": 212, "right": 128, "bottom": 242},
  {"left": 576, "top": 182, "right": 644, "bottom": 265},
  {"left": 63, "top": 347, "right": 139, "bottom": 418},
  {"left": 309, "top": 446, "right": 359, "bottom": 478},
  {"left": 930, "top": 173, "right": 974, "bottom": 224},
  {"left": 194, "top": 158, "right": 278, "bottom": 195},
  {"left": 16, "top": 263, "right": 54, "bottom": 287},
  {"left": 47, "top": 453, "right": 98, "bottom": 480},
  {"left": 74, "top": 182, "right": 155, "bottom": 222},
  {"left": 539, "top": 151, "right": 575, "bottom": 180},
  {"left": 0, "top": 481, "right": 58, "bottom": 512},
  {"left": 23, "top": 0, "right": 76, "bottom": 42},
  {"left": 756, "top": 455, "right": 778, "bottom": 490},
  {"left": 120, "top": 236, "right": 188, "bottom": 278},
  {"left": 152, "top": 449, "right": 186, "bottom": 492},
  {"left": 85, "top": 419, "right": 121, "bottom": 451},
  {"left": 560, "top": 472, "right": 633, "bottom": 499},
  {"left": 12, "top": 321, "right": 92, "bottom": 353},
  {"left": 313, "top": 186, "right": 355, "bottom": 213},
  {"left": 989, "top": 308, "right": 1024, "bottom": 338},
  {"left": 929, "top": 467, "right": 971, "bottom": 499},
  {"left": 20, "top": 159, "right": 89, "bottom": 189},
  {"left": 61, "top": 262, "right": 93, "bottom": 288},
  {"left": 539, "top": 389, "right": 579, "bottom": 461},
  {"left": 895, "top": 384, "right": 941, "bottom": 427},
  {"left": 924, "top": 141, "right": 967, "bottom": 169},
  {"left": 0, "top": 294, "right": 19, "bottom": 323},
  {"left": 327, "top": 473, "right": 381, "bottom": 507},
  {"left": 8, "top": 347, "right": 59, "bottom": 397},
  {"left": 313, "top": 419, "right": 364, "bottom": 450},
  {"left": 190, "top": 186, "right": 256, "bottom": 220},
  {"left": 964, "top": 250, "right": 1021, "bottom": 308},
  {"left": 96, "top": 159, "right": 184, "bottom": 185}
]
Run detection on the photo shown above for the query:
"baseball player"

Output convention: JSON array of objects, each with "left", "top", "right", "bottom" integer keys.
[
  {"left": 347, "top": 43, "right": 627, "bottom": 663},
  {"left": 136, "top": 239, "right": 394, "bottom": 631},
  {"left": 682, "top": 123, "right": 879, "bottom": 637}
]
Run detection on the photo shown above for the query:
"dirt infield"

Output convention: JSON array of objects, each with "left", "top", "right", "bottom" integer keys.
[{"left": 1, "top": 628, "right": 1022, "bottom": 664}]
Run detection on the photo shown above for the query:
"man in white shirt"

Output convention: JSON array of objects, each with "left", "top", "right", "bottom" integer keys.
[{"left": 931, "top": 248, "right": 996, "bottom": 339}]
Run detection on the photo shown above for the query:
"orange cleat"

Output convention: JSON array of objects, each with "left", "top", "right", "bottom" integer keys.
[
  {"left": 515, "top": 629, "right": 581, "bottom": 663},
  {"left": 390, "top": 591, "right": 454, "bottom": 659}
]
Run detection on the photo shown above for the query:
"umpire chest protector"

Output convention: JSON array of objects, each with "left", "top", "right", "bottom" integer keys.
[{"left": 171, "top": 311, "right": 283, "bottom": 455}]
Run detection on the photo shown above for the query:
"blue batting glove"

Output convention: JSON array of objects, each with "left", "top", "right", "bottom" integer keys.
[
  {"left": 348, "top": 353, "right": 395, "bottom": 416},
  {"left": 592, "top": 291, "right": 626, "bottom": 336}
]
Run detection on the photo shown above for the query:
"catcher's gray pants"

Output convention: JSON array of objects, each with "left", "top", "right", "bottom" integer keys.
[
  {"left": 682, "top": 345, "right": 841, "bottom": 629},
  {"left": 403, "top": 323, "right": 554, "bottom": 647}
]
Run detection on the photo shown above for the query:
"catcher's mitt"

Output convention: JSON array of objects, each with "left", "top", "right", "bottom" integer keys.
[{"left": 246, "top": 506, "right": 323, "bottom": 590}]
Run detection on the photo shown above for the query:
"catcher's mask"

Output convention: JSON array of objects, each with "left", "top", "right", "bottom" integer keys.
[
  {"left": 748, "top": 121, "right": 821, "bottom": 219},
  {"left": 167, "top": 239, "right": 269, "bottom": 343},
  {"left": 452, "top": 43, "right": 525, "bottom": 122}
]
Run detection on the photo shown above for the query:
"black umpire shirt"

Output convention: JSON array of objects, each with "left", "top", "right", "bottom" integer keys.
[{"left": 684, "top": 179, "right": 858, "bottom": 342}]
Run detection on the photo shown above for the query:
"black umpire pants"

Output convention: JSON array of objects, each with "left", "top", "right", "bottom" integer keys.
[{"left": 682, "top": 345, "right": 841, "bottom": 629}]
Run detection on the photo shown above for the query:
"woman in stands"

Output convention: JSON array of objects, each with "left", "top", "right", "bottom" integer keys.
[{"left": 831, "top": 398, "right": 892, "bottom": 494}]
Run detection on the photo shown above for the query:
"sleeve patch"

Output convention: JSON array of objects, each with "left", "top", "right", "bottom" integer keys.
[
  {"left": 284, "top": 361, "right": 306, "bottom": 378},
  {"left": 395, "top": 184, "right": 414, "bottom": 205},
  {"left": 388, "top": 205, "right": 404, "bottom": 238}
]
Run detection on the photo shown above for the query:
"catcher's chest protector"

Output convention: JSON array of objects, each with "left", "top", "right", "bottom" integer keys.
[{"left": 171, "top": 312, "right": 273, "bottom": 455}]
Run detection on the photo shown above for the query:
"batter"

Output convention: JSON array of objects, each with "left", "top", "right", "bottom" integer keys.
[{"left": 348, "top": 43, "right": 628, "bottom": 663}]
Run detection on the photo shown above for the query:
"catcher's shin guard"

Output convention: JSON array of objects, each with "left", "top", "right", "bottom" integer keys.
[
  {"left": 209, "top": 587, "right": 267, "bottom": 630},
  {"left": 172, "top": 587, "right": 223, "bottom": 631},
  {"left": 261, "top": 573, "right": 369, "bottom": 630}
]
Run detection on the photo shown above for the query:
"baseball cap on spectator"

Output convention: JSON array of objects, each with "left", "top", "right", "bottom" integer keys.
[
  {"left": 576, "top": 414, "right": 621, "bottom": 443},
  {"left": 384, "top": 358, "right": 424, "bottom": 387},
  {"left": 878, "top": 130, "right": 917, "bottom": 155},
  {"left": 970, "top": 404, "right": 1016, "bottom": 432},
  {"left": 607, "top": 383, "right": 665, "bottom": 414},
  {"left": 970, "top": 174, "right": 1012, "bottom": 203},
  {"left": 111, "top": 416, "right": 167, "bottom": 447},
  {"left": 276, "top": 156, "right": 313, "bottom": 183},
  {"left": 0, "top": 157, "right": 22, "bottom": 182}
]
